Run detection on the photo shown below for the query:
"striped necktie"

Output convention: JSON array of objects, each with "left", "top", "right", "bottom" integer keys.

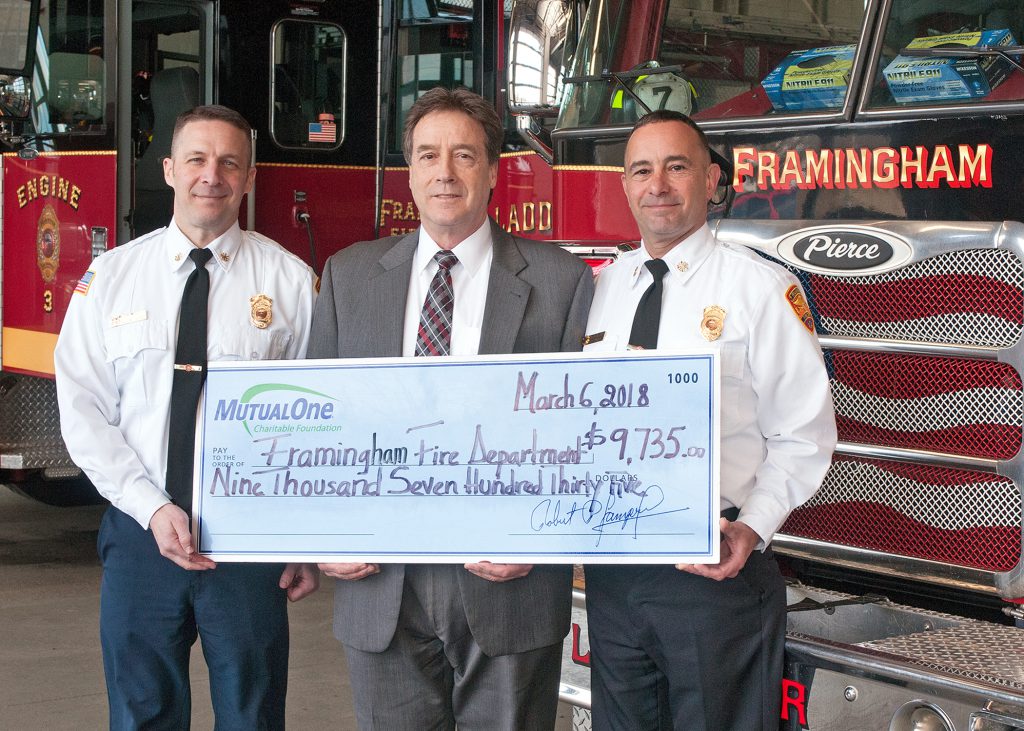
[{"left": 415, "top": 250, "right": 459, "bottom": 357}]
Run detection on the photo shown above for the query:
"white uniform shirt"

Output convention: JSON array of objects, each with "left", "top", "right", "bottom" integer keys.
[
  {"left": 401, "top": 220, "right": 493, "bottom": 357},
  {"left": 55, "top": 221, "right": 316, "bottom": 528},
  {"left": 584, "top": 224, "right": 837, "bottom": 546}
]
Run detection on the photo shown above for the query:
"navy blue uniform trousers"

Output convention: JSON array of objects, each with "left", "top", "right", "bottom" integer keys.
[
  {"left": 585, "top": 546, "right": 786, "bottom": 731},
  {"left": 98, "top": 507, "right": 289, "bottom": 730}
]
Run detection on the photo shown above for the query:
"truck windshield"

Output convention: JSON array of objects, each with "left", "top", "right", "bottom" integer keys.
[
  {"left": 557, "top": 0, "right": 866, "bottom": 129},
  {"left": 865, "top": 0, "right": 1024, "bottom": 109}
]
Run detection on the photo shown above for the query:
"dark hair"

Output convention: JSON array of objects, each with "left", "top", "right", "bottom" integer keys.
[
  {"left": 630, "top": 109, "right": 712, "bottom": 159},
  {"left": 402, "top": 86, "right": 502, "bottom": 165},
  {"left": 171, "top": 105, "right": 253, "bottom": 164}
]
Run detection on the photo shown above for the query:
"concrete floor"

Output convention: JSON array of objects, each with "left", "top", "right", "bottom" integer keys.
[{"left": 0, "top": 488, "right": 574, "bottom": 729}]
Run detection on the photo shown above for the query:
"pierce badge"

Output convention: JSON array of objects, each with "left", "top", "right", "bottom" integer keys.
[
  {"left": 250, "top": 294, "right": 273, "bottom": 329},
  {"left": 37, "top": 204, "right": 60, "bottom": 283},
  {"left": 785, "top": 285, "right": 815, "bottom": 333},
  {"left": 700, "top": 305, "right": 726, "bottom": 341}
]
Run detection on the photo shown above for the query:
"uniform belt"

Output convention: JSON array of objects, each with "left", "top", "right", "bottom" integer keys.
[{"left": 721, "top": 506, "right": 740, "bottom": 522}]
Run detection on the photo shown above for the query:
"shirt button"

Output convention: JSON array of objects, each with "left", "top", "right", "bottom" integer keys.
[{"left": 251, "top": 352, "right": 259, "bottom": 358}]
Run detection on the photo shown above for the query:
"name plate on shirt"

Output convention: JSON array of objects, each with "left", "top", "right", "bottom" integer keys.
[{"left": 193, "top": 351, "right": 720, "bottom": 563}]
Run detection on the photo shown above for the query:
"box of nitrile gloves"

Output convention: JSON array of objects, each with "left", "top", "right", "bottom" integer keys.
[
  {"left": 883, "top": 29, "right": 1018, "bottom": 104},
  {"left": 761, "top": 45, "right": 855, "bottom": 111}
]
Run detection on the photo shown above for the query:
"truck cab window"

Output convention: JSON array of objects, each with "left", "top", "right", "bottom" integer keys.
[
  {"left": 270, "top": 20, "right": 347, "bottom": 150},
  {"left": 388, "top": 1, "right": 474, "bottom": 156},
  {"left": 131, "top": 2, "right": 207, "bottom": 158},
  {"left": 867, "top": 0, "right": 1024, "bottom": 109},
  {"left": 557, "top": 0, "right": 867, "bottom": 130},
  {"left": 34, "top": 0, "right": 107, "bottom": 132}
]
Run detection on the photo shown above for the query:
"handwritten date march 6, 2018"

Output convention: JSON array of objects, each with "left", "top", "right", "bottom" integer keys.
[{"left": 513, "top": 370, "right": 651, "bottom": 413}]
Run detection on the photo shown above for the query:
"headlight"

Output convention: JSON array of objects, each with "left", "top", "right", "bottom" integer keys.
[{"left": 889, "top": 700, "right": 954, "bottom": 731}]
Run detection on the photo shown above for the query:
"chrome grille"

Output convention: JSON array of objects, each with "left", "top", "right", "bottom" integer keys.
[
  {"left": 782, "top": 457, "right": 1021, "bottom": 572},
  {"left": 827, "top": 351, "right": 1023, "bottom": 459},
  {"left": 782, "top": 248, "right": 1024, "bottom": 347}
]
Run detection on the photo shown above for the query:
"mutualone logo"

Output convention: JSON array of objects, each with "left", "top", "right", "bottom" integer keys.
[{"left": 213, "top": 383, "right": 337, "bottom": 436}]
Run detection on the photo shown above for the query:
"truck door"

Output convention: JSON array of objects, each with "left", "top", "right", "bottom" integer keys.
[{"left": 118, "top": 0, "right": 215, "bottom": 243}]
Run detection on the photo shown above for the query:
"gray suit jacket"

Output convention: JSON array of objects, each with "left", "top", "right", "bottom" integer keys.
[{"left": 307, "top": 221, "right": 594, "bottom": 655}]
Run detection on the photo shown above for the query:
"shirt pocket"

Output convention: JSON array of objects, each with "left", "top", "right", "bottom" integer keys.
[
  {"left": 718, "top": 341, "right": 748, "bottom": 431},
  {"left": 718, "top": 341, "right": 747, "bottom": 382},
  {"left": 102, "top": 319, "right": 171, "bottom": 408},
  {"left": 208, "top": 326, "right": 293, "bottom": 361}
]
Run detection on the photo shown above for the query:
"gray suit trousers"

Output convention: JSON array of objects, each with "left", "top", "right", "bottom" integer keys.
[{"left": 343, "top": 564, "right": 562, "bottom": 731}]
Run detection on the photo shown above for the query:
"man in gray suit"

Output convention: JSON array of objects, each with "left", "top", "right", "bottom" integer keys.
[{"left": 308, "top": 87, "right": 594, "bottom": 730}]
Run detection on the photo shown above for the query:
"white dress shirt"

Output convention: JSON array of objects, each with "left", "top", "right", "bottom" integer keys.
[
  {"left": 54, "top": 221, "right": 316, "bottom": 528},
  {"left": 583, "top": 224, "right": 837, "bottom": 545},
  {"left": 401, "top": 221, "right": 493, "bottom": 357}
]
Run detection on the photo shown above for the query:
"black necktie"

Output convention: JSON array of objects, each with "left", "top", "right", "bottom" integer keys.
[
  {"left": 165, "top": 247, "right": 213, "bottom": 515},
  {"left": 629, "top": 258, "right": 669, "bottom": 349}
]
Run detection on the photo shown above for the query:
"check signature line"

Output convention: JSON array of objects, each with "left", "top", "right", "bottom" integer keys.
[{"left": 506, "top": 532, "right": 695, "bottom": 537}]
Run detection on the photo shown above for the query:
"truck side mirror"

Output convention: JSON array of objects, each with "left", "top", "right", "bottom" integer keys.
[{"left": 0, "top": 0, "right": 39, "bottom": 122}]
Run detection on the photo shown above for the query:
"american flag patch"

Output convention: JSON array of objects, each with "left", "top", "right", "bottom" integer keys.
[
  {"left": 308, "top": 121, "right": 337, "bottom": 143},
  {"left": 74, "top": 270, "right": 96, "bottom": 295}
]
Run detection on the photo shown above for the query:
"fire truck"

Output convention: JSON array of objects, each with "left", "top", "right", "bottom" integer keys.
[
  {"left": 2, "top": 0, "right": 1024, "bottom": 728},
  {"left": 524, "top": 0, "right": 1024, "bottom": 729}
]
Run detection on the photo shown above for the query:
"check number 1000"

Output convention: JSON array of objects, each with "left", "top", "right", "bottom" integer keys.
[{"left": 668, "top": 372, "right": 699, "bottom": 384}]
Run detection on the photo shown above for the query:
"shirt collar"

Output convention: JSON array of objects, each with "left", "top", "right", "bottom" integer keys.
[
  {"left": 632, "top": 224, "right": 716, "bottom": 287},
  {"left": 415, "top": 220, "right": 492, "bottom": 278},
  {"left": 165, "top": 220, "right": 243, "bottom": 273}
]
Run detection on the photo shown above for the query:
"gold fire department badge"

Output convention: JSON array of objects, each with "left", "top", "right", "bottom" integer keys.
[
  {"left": 700, "top": 305, "right": 726, "bottom": 341},
  {"left": 785, "top": 285, "right": 815, "bottom": 333},
  {"left": 250, "top": 294, "right": 273, "bottom": 329},
  {"left": 37, "top": 204, "right": 60, "bottom": 283}
]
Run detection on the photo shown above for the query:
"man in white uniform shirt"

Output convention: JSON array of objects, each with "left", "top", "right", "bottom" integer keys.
[
  {"left": 582, "top": 110, "right": 836, "bottom": 730},
  {"left": 55, "top": 105, "right": 319, "bottom": 729},
  {"left": 308, "top": 87, "right": 593, "bottom": 730}
]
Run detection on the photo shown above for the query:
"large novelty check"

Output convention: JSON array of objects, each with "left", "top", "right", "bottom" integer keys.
[{"left": 193, "top": 351, "right": 720, "bottom": 563}]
